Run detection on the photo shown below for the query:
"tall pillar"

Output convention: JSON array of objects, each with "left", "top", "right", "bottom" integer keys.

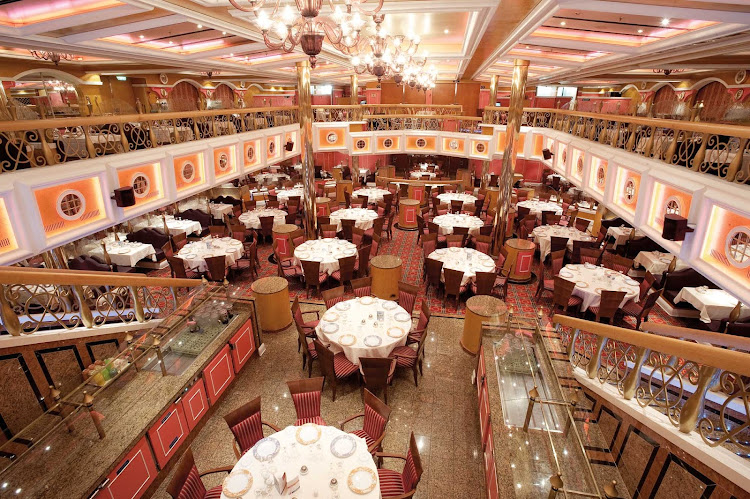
[
  {"left": 480, "top": 75, "right": 499, "bottom": 189},
  {"left": 493, "top": 60, "right": 529, "bottom": 253},
  {"left": 297, "top": 61, "right": 317, "bottom": 239},
  {"left": 350, "top": 75, "right": 360, "bottom": 187}
]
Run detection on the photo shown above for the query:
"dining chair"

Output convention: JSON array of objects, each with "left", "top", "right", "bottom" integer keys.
[
  {"left": 416, "top": 215, "right": 426, "bottom": 244},
  {"left": 340, "top": 389, "right": 392, "bottom": 459},
  {"left": 364, "top": 217, "right": 385, "bottom": 241},
  {"left": 450, "top": 199, "right": 463, "bottom": 214},
  {"left": 397, "top": 281, "right": 419, "bottom": 317},
  {"left": 209, "top": 225, "right": 226, "bottom": 238},
  {"left": 286, "top": 377, "right": 326, "bottom": 425},
  {"left": 242, "top": 199, "right": 256, "bottom": 212},
  {"left": 424, "top": 258, "right": 443, "bottom": 299},
  {"left": 569, "top": 240, "right": 595, "bottom": 264},
  {"left": 330, "top": 255, "right": 356, "bottom": 290},
  {"left": 590, "top": 290, "right": 627, "bottom": 324},
  {"left": 352, "top": 227, "right": 365, "bottom": 247},
  {"left": 167, "top": 255, "right": 201, "bottom": 279},
  {"left": 295, "top": 321, "right": 318, "bottom": 377},
  {"left": 473, "top": 235, "right": 492, "bottom": 254},
  {"left": 171, "top": 232, "right": 188, "bottom": 251},
  {"left": 545, "top": 214, "right": 562, "bottom": 226},
  {"left": 354, "top": 244, "right": 372, "bottom": 277},
  {"left": 519, "top": 215, "right": 537, "bottom": 240},
  {"left": 407, "top": 300, "right": 431, "bottom": 345},
  {"left": 266, "top": 200, "right": 280, "bottom": 209},
  {"left": 161, "top": 241, "right": 174, "bottom": 259},
  {"left": 321, "top": 285, "right": 346, "bottom": 309},
  {"left": 621, "top": 288, "right": 663, "bottom": 329},
  {"left": 443, "top": 268, "right": 467, "bottom": 313},
  {"left": 204, "top": 255, "right": 228, "bottom": 282},
  {"left": 301, "top": 260, "right": 328, "bottom": 298},
  {"left": 290, "top": 228, "right": 306, "bottom": 249},
  {"left": 344, "top": 190, "right": 352, "bottom": 208},
  {"left": 471, "top": 271, "right": 496, "bottom": 296},
  {"left": 351, "top": 276, "right": 372, "bottom": 297},
  {"left": 426, "top": 220, "right": 447, "bottom": 246},
  {"left": 341, "top": 218, "right": 356, "bottom": 242},
  {"left": 550, "top": 236, "right": 569, "bottom": 254},
  {"left": 313, "top": 339, "right": 359, "bottom": 402},
  {"left": 259, "top": 215, "right": 275, "bottom": 244},
  {"left": 320, "top": 224, "right": 338, "bottom": 239},
  {"left": 446, "top": 234, "right": 464, "bottom": 248},
  {"left": 574, "top": 218, "right": 590, "bottom": 233},
  {"left": 552, "top": 276, "right": 583, "bottom": 315},
  {"left": 420, "top": 233, "right": 438, "bottom": 278},
  {"left": 317, "top": 216, "right": 331, "bottom": 236},
  {"left": 358, "top": 358, "right": 396, "bottom": 405},
  {"left": 166, "top": 448, "right": 232, "bottom": 499},
  {"left": 371, "top": 232, "right": 381, "bottom": 256},
  {"left": 389, "top": 330, "right": 427, "bottom": 387},
  {"left": 604, "top": 254, "right": 634, "bottom": 274},
  {"left": 639, "top": 271, "right": 659, "bottom": 300},
  {"left": 235, "top": 240, "right": 258, "bottom": 277},
  {"left": 223, "top": 396, "right": 281, "bottom": 459},
  {"left": 579, "top": 247, "right": 603, "bottom": 266},
  {"left": 275, "top": 246, "right": 303, "bottom": 280},
  {"left": 292, "top": 296, "right": 319, "bottom": 338}
]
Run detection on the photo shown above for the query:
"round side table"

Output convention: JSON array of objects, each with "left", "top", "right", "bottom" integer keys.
[
  {"left": 370, "top": 255, "right": 402, "bottom": 300},
  {"left": 462, "top": 296, "right": 507, "bottom": 354},
  {"left": 251, "top": 276, "right": 293, "bottom": 333},
  {"left": 398, "top": 199, "right": 420, "bottom": 230},
  {"left": 505, "top": 238, "right": 536, "bottom": 283}
]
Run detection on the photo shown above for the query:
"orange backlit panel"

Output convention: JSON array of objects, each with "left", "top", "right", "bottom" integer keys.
[
  {"left": 267, "top": 135, "right": 281, "bottom": 161},
  {"left": 589, "top": 156, "right": 607, "bottom": 195},
  {"left": 0, "top": 198, "right": 18, "bottom": 254},
  {"left": 647, "top": 182, "right": 692, "bottom": 233},
  {"left": 533, "top": 135, "right": 544, "bottom": 157},
  {"left": 570, "top": 148, "right": 584, "bottom": 182},
  {"left": 318, "top": 128, "right": 346, "bottom": 149},
  {"left": 406, "top": 136, "right": 437, "bottom": 152},
  {"left": 376, "top": 136, "right": 400, "bottom": 152},
  {"left": 117, "top": 163, "right": 163, "bottom": 209},
  {"left": 556, "top": 143, "right": 567, "bottom": 171},
  {"left": 700, "top": 206, "right": 750, "bottom": 288},
  {"left": 243, "top": 139, "right": 262, "bottom": 169},
  {"left": 352, "top": 136, "right": 372, "bottom": 153},
  {"left": 470, "top": 139, "right": 490, "bottom": 158},
  {"left": 173, "top": 153, "right": 205, "bottom": 192},
  {"left": 441, "top": 137, "right": 465, "bottom": 155},
  {"left": 495, "top": 131, "right": 526, "bottom": 153},
  {"left": 213, "top": 146, "right": 237, "bottom": 180},
  {"left": 614, "top": 167, "right": 640, "bottom": 216},
  {"left": 34, "top": 177, "right": 106, "bottom": 237}
]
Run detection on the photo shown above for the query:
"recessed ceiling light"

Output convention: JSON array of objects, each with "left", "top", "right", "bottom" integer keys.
[
  {"left": 637, "top": 29, "right": 643, "bottom": 33},
  {"left": 168, "top": 41, "right": 174, "bottom": 45},
  {"left": 661, "top": 18, "right": 669, "bottom": 26},
  {"left": 197, "top": 24, "right": 203, "bottom": 29},
  {"left": 560, "top": 21, "right": 566, "bottom": 26},
  {"left": 222, "top": 31, "right": 227, "bottom": 35},
  {"left": 229, "top": 52, "right": 234, "bottom": 56},
  {"left": 443, "top": 29, "right": 449, "bottom": 34},
  {"left": 139, "top": 35, "right": 144, "bottom": 39}
]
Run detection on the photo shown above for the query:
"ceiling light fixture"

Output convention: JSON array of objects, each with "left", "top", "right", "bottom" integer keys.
[
  {"left": 637, "top": 29, "right": 643, "bottom": 33},
  {"left": 139, "top": 35, "right": 145, "bottom": 39},
  {"left": 560, "top": 21, "right": 566, "bottom": 26},
  {"left": 222, "top": 31, "right": 227, "bottom": 35},
  {"left": 202, "top": 70, "right": 221, "bottom": 78},
  {"left": 29, "top": 50, "right": 73, "bottom": 66},
  {"left": 197, "top": 24, "right": 203, "bottom": 29},
  {"left": 661, "top": 18, "right": 669, "bottom": 26},
  {"left": 443, "top": 29, "right": 449, "bottom": 34},
  {"left": 653, "top": 68, "right": 684, "bottom": 76},
  {"left": 350, "top": 14, "right": 424, "bottom": 82}
]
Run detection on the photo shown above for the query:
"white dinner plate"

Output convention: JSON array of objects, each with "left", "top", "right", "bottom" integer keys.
[
  {"left": 394, "top": 312, "right": 411, "bottom": 322},
  {"left": 222, "top": 471, "right": 252, "bottom": 498},
  {"left": 348, "top": 467, "right": 377, "bottom": 495},
  {"left": 363, "top": 335, "right": 383, "bottom": 347},
  {"left": 321, "top": 322, "right": 339, "bottom": 334},
  {"left": 335, "top": 301, "right": 351, "bottom": 312},
  {"left": 330, "top": 435, "right": 357, "bottom": 459},
  {"left": 381, "top": 301, "right": 398, "bottom": 311},
  {"left": 252, "top": 437, "right": 280, "bottom": 462}
]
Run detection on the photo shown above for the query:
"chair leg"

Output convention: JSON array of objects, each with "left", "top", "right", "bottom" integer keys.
[
  {"left": 412, "top": 366, "right": 418, "bottom": 387},
  {"left": 332, "top": 381, "right": 337, "bottom": 402},
  {"left": 308, "top": 358, "right": 313, "bottom": 377}
]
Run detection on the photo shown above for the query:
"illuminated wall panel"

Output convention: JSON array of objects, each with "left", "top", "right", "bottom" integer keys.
[
  {"left": 588, "top": 156, "right": 607, "bottom": 196},
  {"left": 243, "top": 138, "right": 262, "bottom": 170},
  {"left": 34, "top": 177, "right": 106, "bottom": 237},
  {"left": 469, "top": 139, "right": 491, "bottom": 159},
  {"left": 173, "top": 153, "right": 205, "bottom": 193},
  {"left": 532, "top": 134, "right": 544, "bottom": 157},
  {"left": 700, "top": 206, "right": 750, "bottom": 290},
  {"left": 317, "top": 127, "right": 347, "bottom": 150},
  {"left": 405, "top": 136, "right": 437, "bottom": 153},
  {"left": 351, "top": 136, "right": 372, "bottom": 154},
  {"left": 375, "top": 135, "right": 401, "bottom": 153},
  {"left": 441, "top": 137, "right": 465, "bottom": 155},
  {"left": 555, "top": 142, "right": 567, "bottom": 173},
  {"left": 0, "top": 198, "right": 18, "bottom": 255},
  {"left": 613, "top": 167, "right": 640, "bottom": 216},
  {"left": 116, "top": 162, "right": 163, "bottom": 210},
  {"left": 266, "top": 135, "right": 282, "bottom": 162},
  {"left": 646, "top": 182, "right": 693, "bottom": 233},
  {"left": 495, "top": 131, "right": 526, "bottom": 155},
  {"left": 569, "top": 147, "right": 584, "bottom": 183},
  {"left": 213, "top": 145, "right": 237, "bottom": 181}
]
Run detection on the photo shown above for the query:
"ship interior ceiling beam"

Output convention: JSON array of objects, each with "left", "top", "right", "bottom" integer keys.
[
  {"left": 559, "top": 0, "right": 750, "bottom": 24},
  {"left": 59, "top": 13, "right": 186, "bottom": 44}
]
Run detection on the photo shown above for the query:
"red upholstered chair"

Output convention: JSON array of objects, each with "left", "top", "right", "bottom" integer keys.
[
  {"left": 296, "top": 321, "right": 318, "bottom": 377},
  {"left": 574, "top": 218, "right": 590, "bottom": 233},
  {"left": 603, "top": 254, "right": 634, "bottom": 275},
  {"left": 287, "top": 377, "right": 326, "bottom": 425},
  {"left": 313, "top": 339, "right": 359, "bottom": 401},
  {"left": 351, "top": 276, "right": 372, "bottom": 297},
  {"left": 331, "top": 255, "right": 357, "bottom": 290},
  {"left": 424, "top": 257, "right": 443, "bottom": 299},
  {"left": 589, "top": 290, "right": 627, "bottom": 324},
  {"left": 552, "top": 276, "right": 583, "bottom": 315},
  {"left": 579, "top": 247, "right": 603, "bottom": 266},
  {"left": 420, "top": 233, "right": 437, "bottom": 278},
  {"left": 223, "top": 396, "right": 281, "bottom": 459},
  {"left": 320, "top": 224, "right": 338, "bottom": 239},
  {"left": 358, "top": 358, "right": 396, "bottom": 405},
  {"left": 321, "top": 285, "right": 346, "bottom": 309},
  {"left": 427, "top": 221, "right": 447, "bottom": 245},
  {"left": 519, "top": 214, "right": 537, "bottom": 240},
  {"left": 535, "top": 249, "right": 565, "bottom": 301},
  {"left": 301, "top": 260, "right": 329, "bottom": 298},
  {"left": 397, "top": 281, "right": 419, "bottom": 317},
  {"left": 621, "top": 288, "right": 663, "bottom": 329},
  {"left": 340, "top": 389, "right": 391, "bottom": 458},
  {"left": 354, "top": 244, "right": 372, "bottom": 278},
  {"left": 292, "top": 297, "right": 319, "bottom": 351},
  {"left": 389, "top": 327, "right": 427, "bottom": 386},
  {"left": 376, "top": 433, "right": 423, "bottom": 499},
  {"left": 446, "top": 234, "right": 464, "bottom": 248},
  {"left": 474, "top": 235, "right": 492, "bottom": 255},
  {"left": 407, "top": 300, "right": 431, "bottom": 345},
  {"left": 166, "top": 448, "right": 232, "bottom": 499},
  {"left": 443, "top": 268, "right": 467, "bottom": 313}
]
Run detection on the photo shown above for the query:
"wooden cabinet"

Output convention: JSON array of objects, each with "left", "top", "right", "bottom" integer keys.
[
  {"left": 96, "top": 437, "right": 157, "bottom": 499},
  {"left": 147, "top": 403, "right": 189, "bottom": 469},
  {"left": 203, "top": 344, "right": 235, "bottom": 405},
  {"left": 229, "top": 319, "right": 255, "bottom": 373},
  {"left": 180, "top": 378, "right": 209, "bottom": 431}
]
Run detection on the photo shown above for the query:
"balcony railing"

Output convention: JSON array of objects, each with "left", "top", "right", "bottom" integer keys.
[
  {"left": 554, "top": 314, "right": 750, "bottom": 459},
  {"left": 0, "top": 106, "right": 299, "bottom": 172},
  {"left": 366, "top": 114, "right": 483, "bottom": 133},
  {"left": 362, "top": 104, "right": 464, "bottom": 116}
]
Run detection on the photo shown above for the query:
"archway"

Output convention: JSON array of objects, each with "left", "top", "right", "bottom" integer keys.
[
  {"left": 652, "top": 85, "right": 687, "bottom": 120},
  {"left": 168, "top": 81, "right": 200, "bottom": 111},
  {"left": 212, "top": 83, "right": 235, "bottom": 109}
]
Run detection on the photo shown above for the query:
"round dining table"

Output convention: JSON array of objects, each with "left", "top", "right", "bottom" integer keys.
[
  {"left": 255, "top": 172, "right": 290, "bottom": 185},
  {"left": 220, "top": 424, "right": 380, "bottom": 498},
  {"left": 293, "top": 238, "right": 358, "bottom": 275},
  {"left": 432, "top": 213, "right": 484, "bottom": 236},
  {"left": 276, "top": 187, "right": 304, "bottom": 204},
  {"left": 560, "top": 263, "right": 640, "bottom": 311},
  {"left": 517, "top": 200, "right": 563, "bottom": 220},
  {"left": 177, "top": 237, "right": 244, "bottom": 272},
  {"left": 437, "top": 192, "right": 477, "bottom": 209},
  {"left": 316, "top": 297, "right": 412, "bottom": 366},
  {"left": 239, "top": 208, "right": 287, "bottom": 230},
  {"left": 428, "top": 247, "right": 496, "bottom": 286},
  {"left": 410, "top": 171, "right": 436, "bottom": 180},
  {"left": 352, "top": 187, "right": 390, "bottom": 203},
  {"left": 532, "top": 225, "right": 594, "bottom": 261},
  {"left": 330, "top": 208, "right": 378, "bottom": 232}
]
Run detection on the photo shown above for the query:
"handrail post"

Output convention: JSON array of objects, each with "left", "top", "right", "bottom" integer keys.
[
  {"left": 0, "top": 284, "right": 22, "bottom": 336},
  {"left": 621, "top": 346, "right": 649, "bottom": 399},
  {"left": 129, "top": 286, "right": 146, "bottom": 322},
  {"left": 587, "top": 335, "right": 608, "bottom": 379},
  {"left": 83, "top": 126, "right": 97, "bottom": 158},
  {"left": 565, "top": 327, "right": 580, "bottom": 361},
  {"left": 38, "top": 128, "right": 57, "bottom": 165},
  {"left": 147, "top": 120, "right": 158, "bottom": 148},
  {"left": 690, "top": 132, "right": 708, "bottom": 171},
  {"left": 726, "top": 137, "right": 748, "bottom": 181},
  {"left": 679, "top": 365, "right": 719, "bottom": 433},
  {"left": 73, "top": 285, "right": 94, "bottom": 328},
  {"left": 83, "top": 391, "right": 106, "bottom": 439}
]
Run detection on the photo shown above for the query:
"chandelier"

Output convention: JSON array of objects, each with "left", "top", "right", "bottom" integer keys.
[
  {"left": 29, "top": 50, "right": 73, "bottom": 66},
  {"left": 350, "top": 14, "right": 424, "bottom": 82},
  {"left": 653, "top": 68, "right": 685, "bottom": 76},
  {"left": 402, "top": 64, "right": 437, "bottom": 92},
  {"left": 202, "top": 70, "right": 221, "bottom": 78},
  {"left": 228, "top": 0, "right": 384, "bottom": 68}
]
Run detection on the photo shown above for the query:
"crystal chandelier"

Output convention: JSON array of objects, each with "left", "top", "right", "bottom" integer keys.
[
  {"left": 402, "top": 64, "right": 437, "bottom": 92},
  {"left": 29, "top": 50, "right": 73, "bottom": 66},
  {"left": 350, "top": 14, "right": 424, "bottom": 82},
  {"left": 653, "top": 68, "right": 685, "bottom": 76},
  {"left": 202, "top": 70, "right": 221, "bottom": 78},
  {"left": 228, "top": 0, "right": 384, "bottom": 68}
]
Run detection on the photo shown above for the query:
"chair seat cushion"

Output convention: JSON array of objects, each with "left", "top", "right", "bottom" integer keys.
[
  {"left": 620, "top": 300, "right": 641, "bottom": 316},
  {"left": 391, "top": 345, "right": 417, "bottom": 368},
  {"left": 296, "top": 416, "right": 326, "bottom": 426},
  {"left": 543, "top": 279, "right": 554, "bottom": 292},
  {"left": 568, "top": 296, "right": 583, "bottom": 307},
  {"left": 282, "top": 266, "right": 302, "bottom": 277},
  {"left": 307, "top": 342, "right": 318, "bottom": 359},
  {"left": 351, "top": 429, "right": 375, "bottom": 450},
  {"left": 303, "top": 319, "right": 319, "bottom": 329},
  {"left": 333, "top": 352, "right": 359, "bottom": 378},
  {"left": 331, "top": 270, "right": 345, "bottom": 282},
  {"left": 205, "top": 485, "right": 224, "bottom": 499},
  {"left": 378, "top": 469, "right": 406, "bottom": 497}
]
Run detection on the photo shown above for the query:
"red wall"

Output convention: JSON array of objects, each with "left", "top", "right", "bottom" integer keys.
[
  {"left": 312, "top": 153, "right": 389, "bottom": 173},
  {"left": 470, "top": 158, "right": 545, "bottom": 183}
]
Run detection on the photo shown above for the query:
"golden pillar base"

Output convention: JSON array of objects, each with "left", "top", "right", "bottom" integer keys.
[
  {"left": 505, "top": 238, "right": 536, "bottom": 283},
  {"left": 370, "top": 255, "right": 402, "bottom": 300},
  {"left": 398, "top": 199, "right": 420, "bottom": 230},
  {"left": 461, "top": 296, "right": 507, "bottom": 355},
  {"left": 251, "top": 276, "right": 293, "bottom": 333}
]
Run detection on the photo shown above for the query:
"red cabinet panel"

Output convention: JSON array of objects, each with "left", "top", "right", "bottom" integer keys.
[
  {"left": 147, "top": 403, "right": 189, "bottom": 469},
  {"left": 203, "top": 344, "right": 235, "bottom": 404},
  {"left": 479, "top": 384, "right": 490, "bottom": 443},
  {"left": 484, "top": 429, "right": 498, "bottom": 499},
  {"left": 181, "top": 378, "right": 209, "bottom": 431},
  {"left": 230, "top": 319, "right": 256, "bottom": 373},
  {"left": 96, "top": 437, "right": 157, "bottom": 499},
  {"left": 477, "top": 349, "right": 486, "bottom": 401}
]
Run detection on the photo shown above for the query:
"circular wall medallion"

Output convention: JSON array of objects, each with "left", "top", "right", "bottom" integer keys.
[
  {"left": 326, "top": 132, "right": 338, "bottom": 144},
  {"left": 415, "top": 138, "right": 426, "bottom": 148},
  {"left": 247, "top": 146, "right": 255, "bottom": 162},
  {"left": 181, "top": 161, "right": 196, "bottom": 183},
  {"left": 596, "top": 166, "right": 606, "bottom": 186},
  {"left": 159, "top": 73, "right": 168, "bottom": 85},
  {"left": 56, "top": 189, "right": 85, "bottom": 221},
  {"left": 735, "top": 69, "right": 747, "bottom": 85},
  {"left": 726, "top": 227, "right": 750, "bottom": 268},
  {"left": 160, "top": 88, "right": 167, "bottom": 98},
  {"left": 268, "top": 141, "right": 275, "bottom": 154},
  {"left": 561, "top": 148, "right": 567, "bottom": 164},
  {"left": 383, "top": 138, "right": 393, "bottom": 148},
  {"left": 131, "top": 173, "right": 150, "bottom": 199},
  {"left": 735, "top": 88, "right": 744, "bottom": 101},
  {"left": 356, "top": 139, "right": 366, "bottom": 150},
  {"left": 218, "top": 152, "right": 229, "bottom": 171},
  {"left": 576, "top": 156, "right": 583, "bottom": 175},
  {"left": 448, "top": 139, "right": 459, "bottom": 150},
  {"left": 665, "top": 196, "right": 681, "bottom": 216},
  {"left": 640, "top": 82, "right": 647, "bottom": 90},
  {"left": 624, "top": 179, "right": 636, "bottom": 202},
  {"left": 476, "top": 142, "right": 486, "bottom": 153}
]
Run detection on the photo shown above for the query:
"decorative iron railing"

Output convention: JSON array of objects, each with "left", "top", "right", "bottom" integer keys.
[
  {"left": 554, "top": 315, "right": 750, "bottom": 458},
  {"left": 362, "top": 104, "right": 464, "bottom": 116},
  {"left": 0, "top": 106, "right": 299, "bottom": 172},
  {"left": 312, "top": 105, "right": 361, "bottom": 122},
  {"left": 365, "top": 114, "right": 483, "bottom": 134}
]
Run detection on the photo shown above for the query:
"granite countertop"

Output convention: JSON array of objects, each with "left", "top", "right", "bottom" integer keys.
[{"left": 1, "top": 298, "right": 254, "bottom": 499}]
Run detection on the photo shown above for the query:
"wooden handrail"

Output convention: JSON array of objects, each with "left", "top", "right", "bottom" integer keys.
[
  {"left": 377, "top": 176, "right": 463, "bottom": 185},
  {"left": 553, "top": 314, "right": 750, "bottom": 377},
  {"left": 367, "top": 113, "right": 482, "bottom": 121},
  {"left": 312, "top": 105, "right": 359, "bottom": 109},
  {"left": 640, "top": 322, "right": 750, "bottom": 350},
  {"left": 0, "top": 267, "right": 199, "bottom": 287}
]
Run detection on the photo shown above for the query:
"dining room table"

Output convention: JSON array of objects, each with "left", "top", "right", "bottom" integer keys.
[
  {"left": 410, "top": 171, "right": 436, "bottom": 180},
  {"left": 82, "top": 234, "right": 156, "bottom": 267},
  {"left": 316, "top": 296, "right": 412, "bottom": 366},
  {"left": 176, "top": 236, "right": 244, "bottom": 272},
  {"left": 352, "top": 187, "right": 390, "bottom": 203},
  {"left": 606, "top": 225, "right": 645, "bottom": 249},
  {"left": 276, "top": 186, "right": 304, "bottom": 204},
  {"left": 633, "top": 250, "right": 689, "bottom": 275},
  {"left": 516, "top": 199, "right": 563, "bottom": 221},
  {"left": 293, "top": 238, "right": 358, "bottom": 275},
  {"left": 673, "top": 287, "right": 750, "bottom": 323},
  {"left": 255, "top": 172, "right": 290, "bottom": 185},
  {"left": 219, "top": 424, "right": 380, "bottom": 498},
  {"left": 432, "top": 213, "right": 484, "bottom": 236},
  {"left": 532, "top": 225, "right": 594, "bottom": 261},
  {"left": 209, "top": 202, "right": 234, "bottom": 220},
  {"left": 238, "top": 208, "right": 287, "bottom": 230},
  {"left": 560, "top": 263, "right": 640, "bottom": 311},
  {"left": 428, "top": 247, "right": 496, "bottom": 286},
  {"left": 148, "top": 215, "right": 203, "bottom": 236},
  {"left": 330, "top": 208, "right": 378, "bottom": 232},
  {"left": 437, "top": 192, "right": 477, "bottom": 209}
]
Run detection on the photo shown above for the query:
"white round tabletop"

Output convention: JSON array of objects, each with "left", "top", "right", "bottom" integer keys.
[
  {"left": 560, "top": 263, "right": 639, "bottom": 312},
  {"left": 517, "top": 200, "right": 563, "bottom": 219},
  {"left": 177, "top": 237, "right": 244, "bottom": 272},
  {"left": 352, "top": 188, "right": 390, "bottom": 203},
  {"left": 239, "top": 208, "right": 287, "bottom": 230},
  {"left": 294, "top": 238, "right": 358, "bottom": 275},
  {"left": 317, "top": 297, "right": 412, "bottom": 366},
  {"left": 432, "top": 213, "right": 484, "bottom": 236},
  {"left": 330, "top": 208, "right": 378, "bottom": 232},
  {"left": 277, "top": 187, "right": 304, "bottom": 204},
  {"left": 532, "top": 225, "right": 593, "bottom": 260},
  {"left": 428, "top": 247, "right": 496, "bottom": 286},
  {"left": 255, "top": 173, "right": 290, "bottom": 184},
  {"left": 437, "top": 192, "right": 477, "bottom": 209},
  {"left": 220, "top": 424, "right": 380, "bottom": 498},
  {"left": 410, "top": 171, "right": 436, "bottom": 180}
]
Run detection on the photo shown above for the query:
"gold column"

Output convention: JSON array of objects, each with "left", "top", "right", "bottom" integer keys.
[
  {"left": 493, "top": 60, "right": 529, "bottom": 253},
  {"left": 297, "top": 61, "right": 317, "bottom": 239},
  {"left": 350, "top": 74, "right": 360, "bottom": 187},
  {"left": 480, "top": 75, "right": 499, "bottom": 189}
]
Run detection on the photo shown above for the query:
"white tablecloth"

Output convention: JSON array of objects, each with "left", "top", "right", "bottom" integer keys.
[
  {"left": 410, "top": 171, "right": 436, "bottom": 180},
  {"left": 330, "top": 208, "right": 378, "bottom": 232},
  {"left": 418, "top": 163, "right": 437, "bottom": 171},
  {"left": 239, "top": 208, "right": 287, "bottom": 230},
  {"left": 255, "top": 173, "right": 290, "bottom": 185},
  {"left": 437, "top": 192, "right": 477, "bottom": 209},
  {"left": 209, "top": 203, "right": 234, "bottom": 220},
  {"left": 224, "top": 424, "right": 379, "bottom": 499},
  {"left": 633, "top": 251, "right": 688, "bottom": 275},
  {"left": 532, "top": 225, "right": 594, "bottom": 261},
  {"left": 277, "top": 187, "right": 304, "bottom": 204},
  {"left": 428, "top": 247, "right": 495, "bottom": 286},
  {"left": 152, "top": 215, "right": 202, "bottom": 236},
  {"left": 353, "top": 188, "right": 390, "bottom": 203},
  {"left": 294, "top": 239, "right": 357, "bottom": 275},
  {"left": 177, "top": 237, "right": 244, "bottom": 272},
  {"left": 83, "top": 235, "right": 156, "bottom": 267},
  {"left": 560, "top": 263, "right": 640, "bottom": 312},
  {"left": 606, "top": 226, "right": 645, "bottom": 249},
  {"left": 517, "top": 200, "right": 563, "bottom": 221},
  {"left": 673, "top": 288, "right": 750, "bottom": 323},
  {"left": 432, "top": 214, "right": 484, "bottom": 236},
  {"left": 317, "top": 297, "right": 411, "bottom": 366}
]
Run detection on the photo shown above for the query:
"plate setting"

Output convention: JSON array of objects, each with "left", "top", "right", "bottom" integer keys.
[
  {"left": 363, "top": 335, "right": 382, "bottom": 347},
  {"left": 335, "top": 301, "right": 352, "bottom": 311},
  {"left": 222, "top": 470, "right": 252, "bottom": 498},
  {"left": 348, "top": 467, "right": 378, "bottom": 495},
  {"left": 339, "top": 334, "right": 357, "bottom": 346},
  {"left": 295, "top": 423, "right": 322, "bottom": 445},
  {"left": 394, "top": 312, "right": 411, "bottom": 322},
  {"left": 330, "top": 434, "right": 357, "bottom": 459},
  {"left": 321, "top": 322, "right": 339, "bottom": 334},
  {"left": 387, "top": 327, "right": 405, "bottom": 338},
  {"left": 252, "top": 437, "right": 280, "bottom": 462},
  {"left": 381, "top": 301, "right": 398, "bottom": 311}
]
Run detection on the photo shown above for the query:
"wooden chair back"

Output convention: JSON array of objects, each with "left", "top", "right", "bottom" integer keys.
[
  {"left": 360, "top": 358, "right": 395, "bottom": 399},
  {"left": 351, "top": 276, "right": 372, "bottom": 297},
  {"left": 550, "top": 236, "right": 569, "bottom": 253},
  {"left": 210, "top": 225, "right": 226, "bottom": 238},
  {"left": 425, "top": 258, "right": 443, "bottom": 289},
  {"left": 286, "top": 377, "right": 324, "bottom": 418},
  {"left": 161, "top": 241, "right": 174, "bottom": 258},
  {"left": 167, "top": 256, "right": 189, "bottom": 279},
  {"left": 166, "top": 448, "right": 200, "bottom": 498},
  {"left": 579, "top": 247, "right": 602, "bottom": 266},
  {"left": 552, "top": 276, "right": 577, "bottom": 311},
  {"left": 322, "top": 286, "right": 346, "bottom": 309},
  {"left": 473, "top": 271, "right": 496, "bottom": 296},
  {"left": 450, "top": 199, "right": 463, "bottom": 214},
  {"left": 337, "top": 255, "right": 357, "bottom": 283},
  {"left": 574, "top": 217, "right": 590, "bottom": 234},
  {"left": 446, "top": 234, "right": 464, "bottom": 248},
  {"left": 301, "top": 259, "right": 322, "bottom": 284},
  {"left": 341, "top": 218, "right": 356, "bottom": 241},
  {"left": 444, "top": 268, "right": 464, "bottom": 296},
  {"left": 259, "top": 216, "right": 275, "bottom": 237},
  {"left": 596, "top": 291, "right": 627, "bottom": 322},
  {"left": 312, "top": 339, "right": 336, "bottom": 379},
  {"left": 205, "top": 256, "right": 227, "bottom": 282},
  {"left": 171, "top": 232, "right": 187, "bottom": 251},
  {"left": 320, "top": 224, "right": 338, "bottom": 238},
  {"left": 550, "top": 249, "right": 566, "bottom": 276}
]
